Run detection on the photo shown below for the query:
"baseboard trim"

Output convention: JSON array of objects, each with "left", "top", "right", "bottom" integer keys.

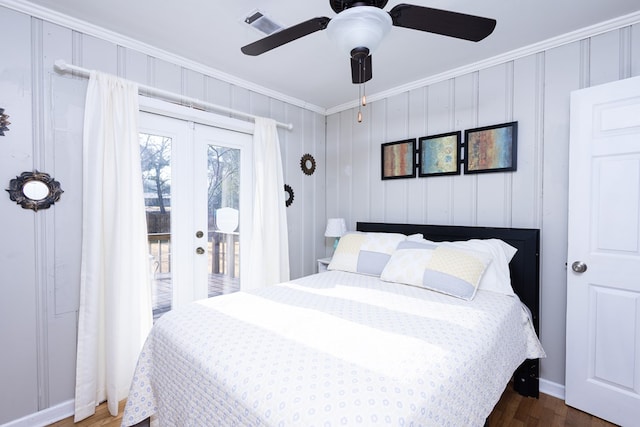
[
  {"left": 2, "top": 381, "right": 566, "bottom": 426},
  {"left": 539, "top": 378, "right": 566, "bottom": 400},
  {"left": 2, "top": 399, "right": 73, "bottom": 427}
]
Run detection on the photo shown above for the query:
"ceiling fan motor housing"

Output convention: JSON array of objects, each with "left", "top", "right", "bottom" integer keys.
[
  {"left": 330, "top": 0, "right": 389, "bottom": 13},
  {"left": 327, "top": 6, "right": 392, "bottom": 56}
]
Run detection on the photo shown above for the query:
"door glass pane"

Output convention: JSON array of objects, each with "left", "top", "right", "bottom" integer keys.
[
  {"left": 208, "top": 144, "right": 241, "bottom": 296},
  {"left": 140, "top": 132, "right": 172, "bottom": 321}
]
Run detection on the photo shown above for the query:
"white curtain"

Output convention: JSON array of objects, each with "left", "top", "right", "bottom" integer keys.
[
  {"left": 245, "top": 117, "right": 290, "bottom": 289},
  {"left": 74, "top": 71, "right": 153, "bottom": 421}
]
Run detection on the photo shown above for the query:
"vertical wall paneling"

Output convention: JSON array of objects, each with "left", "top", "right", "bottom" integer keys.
[
  {"left": 325, "top": 23, "right": 640, "bottom": 389},
  {"left": 0, "top": 8, "right": 39, "bottom": 424},
  {"left": 619, "top": 26, "right": 632, "bottom": 79},
  {"left": 540, "top": 42, "right": 581, "bottom": 384},
  {"left": 313, "top": 110, "right": 326, "bottom": 270},
  {"left": 511, "top": 55, "right": 540, "bottom": 227},
  {"left": 476, "top": 64, "right": 511, "bottom": 227},
  {"left": 368, "top": 100, "right": 387, "bottom": 224},
  {"left": 590, "top": 30, "right": 622, "bottom": 86},
  {"left": 46, "top": 20, "right": 85, "bottom": 407},
  {"left": 383, "top": 93, "right": 410, "bottom": 223},
  {"left": 406, "top": 87, "right": 426, "bottom": 224},
  {"left": 153, "top": 58, "right": 182, "bottom": 95},
  {"left": 183, "top": 68, "right": 206, "bottom": 102},
  {"left": 452, "top": 73, "right": 476, "bottom": 226},
  {"left": 298, "top": 108, "right": 313, "bottom": 276},
  {"left": 31, "top": 15, "right": 52, "bottom": 411},
  {"left": 632, "top": 23, "right": 640, "bottom": 77},
  {"left": 81, "top": 34, "right": 118, "bottom": 75},
  {"left": 340, "top": 110, "right": 354, "bottom": 225},
  {"left": 122, "top": 49, "right": 148, "bottom": 85},
  {"left": 0, "top": 5, "right": 326, "bottom": 423},
  {"left": 204, "top": 76, "right": 232, "bottom": 109},
  {"left": 230, "top": 85, "right": 251, "bottom": 121},
  {"left": 424, "top": 81, "right": 455, "bottom": 224},
  {"left": 351, "top": 107, "right": 371, "bottom": 234},
  {"left": 324, "top": 111, "right": 340, "bottom": 238}
]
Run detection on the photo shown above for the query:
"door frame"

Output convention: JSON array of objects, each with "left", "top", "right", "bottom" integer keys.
[
  {"left": 565, "top": 75, "right": 640, "bottom": 426},
  {"left": 139, "top": 96, "right": 254, "bottom": 306}
]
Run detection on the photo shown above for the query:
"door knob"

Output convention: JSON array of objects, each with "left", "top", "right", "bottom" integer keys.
[
  {"left": 196, "top": 247, "right": 205, "bottom": 255},
  {"left": 571, "top": 261, "right": 587, "bottom": 273}
]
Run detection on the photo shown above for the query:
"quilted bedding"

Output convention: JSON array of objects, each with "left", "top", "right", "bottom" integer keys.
[{"left": 122, "top": 270, "right": 545, "bottom": 426}]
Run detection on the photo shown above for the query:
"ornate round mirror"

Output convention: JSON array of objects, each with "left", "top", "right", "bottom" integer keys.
[
  {"left": 300, "top": 153, "right": 316, "bottom": 176},
  {"left": 6, "top": 170, "right": 64, "bottom": 211}
]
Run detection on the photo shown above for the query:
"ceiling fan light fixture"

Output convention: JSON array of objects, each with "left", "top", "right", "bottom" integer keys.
[{"left": 326, "top": 6, "right": 392, "bottom": 57}]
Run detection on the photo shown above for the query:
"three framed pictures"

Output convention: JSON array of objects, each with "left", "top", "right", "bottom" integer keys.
[{"left": 381, "top": 121, "right": 517, "bottom": 179}]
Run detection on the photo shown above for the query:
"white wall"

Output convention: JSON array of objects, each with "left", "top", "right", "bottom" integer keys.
[
  {"left": 326, "top": 23, "right": 640, "bottom": 390},
  {"left": 0, "top": 5, "right": 325, "bottom": 424}
]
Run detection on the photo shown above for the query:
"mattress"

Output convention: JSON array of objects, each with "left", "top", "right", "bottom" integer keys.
[{"left": 122, "top": 270, "right": 545, "bottom": 426}]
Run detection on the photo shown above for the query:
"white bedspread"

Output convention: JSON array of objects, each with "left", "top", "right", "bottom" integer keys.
[{"left": 122, "top": 271, "right": 545, "bottom": 426}]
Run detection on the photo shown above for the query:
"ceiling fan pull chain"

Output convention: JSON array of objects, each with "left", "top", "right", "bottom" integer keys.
[{"left": 358, "top": 56, "right": 364, "bottom": 123}]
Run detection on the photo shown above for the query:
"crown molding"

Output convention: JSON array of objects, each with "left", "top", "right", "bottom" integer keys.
[
  {"left": 326, "top": 10, "right": 640, "bottom": 115},
  {"left": 3, "top": 0, "right": 639, "bottom": 117},
  {"left": 0, "top": 0, "right": 327, "bottom": 115}
]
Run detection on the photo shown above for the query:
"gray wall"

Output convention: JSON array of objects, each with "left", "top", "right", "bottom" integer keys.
[
  {"left": 0, "top": 5, "right": 325, "bottom": 424},
  {"left": 325, "top": 24, "right": 640, "bottom": 390}
]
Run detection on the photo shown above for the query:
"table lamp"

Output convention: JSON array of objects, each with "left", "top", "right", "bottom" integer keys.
[{"left": 325, "top": 218, "right": 347, "bottom": 250}]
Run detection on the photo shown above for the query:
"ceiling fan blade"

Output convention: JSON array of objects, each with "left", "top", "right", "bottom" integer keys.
[
  {"left": 241, "top": 17, "right": 331, "bottom": 56},
  {"left": 388, "top": 4, "right": 496, "bottom": 42},
  {"left": 351, "top": 55, "right": 373, "bottom": 84}
]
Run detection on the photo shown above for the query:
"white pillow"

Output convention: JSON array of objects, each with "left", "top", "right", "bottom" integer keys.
[
  {"left": 397, "top": 237, "right": 517, "bottom": 296},
  {"left": 442, "top": 239, "right": 517, "bottom": 296}
]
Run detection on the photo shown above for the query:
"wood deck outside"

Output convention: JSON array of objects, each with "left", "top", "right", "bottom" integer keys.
[{"left": 152, "top": 273, "right": 240, "bottom": 321}]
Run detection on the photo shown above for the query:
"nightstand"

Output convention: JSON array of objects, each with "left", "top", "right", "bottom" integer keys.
[{"left": 317, "top": 257, "right": 331, "bottom": 273}]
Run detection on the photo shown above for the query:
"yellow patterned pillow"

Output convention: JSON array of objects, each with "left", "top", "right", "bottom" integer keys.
[
  {"left": 381, "top": 241, "right": 491, "bottom": 300},
  {"left": 328, "top": 232, "right": 406, "bottom": 276}
]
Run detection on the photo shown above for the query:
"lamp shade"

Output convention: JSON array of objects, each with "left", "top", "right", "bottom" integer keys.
[
  {"left": 325, "top": 218, "right": 347, "bottom": 238},
  {"left": 326, "top": 6, "right": 392, "bottom": 57}
]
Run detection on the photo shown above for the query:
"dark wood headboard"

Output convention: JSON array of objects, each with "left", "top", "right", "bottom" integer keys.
[{"left": 356, "top": 222, "right": 541, "bottom": 397}]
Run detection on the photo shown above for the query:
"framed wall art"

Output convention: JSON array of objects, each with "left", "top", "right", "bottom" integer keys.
[
  {"left": 464, "top": 121, "right": 518, "bottom": 174},
  {"left": 381, "top": 138, "right": 416, "bottom": 180},
  {"left": 418, "top": 131, "right": 461, "bottom": 177}
]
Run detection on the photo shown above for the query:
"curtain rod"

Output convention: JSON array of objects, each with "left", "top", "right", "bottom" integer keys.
[{"left": 53, "top": 60, "right": 294, "bottom": 131}]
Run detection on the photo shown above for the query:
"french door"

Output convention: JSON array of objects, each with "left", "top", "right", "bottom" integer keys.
[{"left": 138, "top": 101, "right": 252, "bottom": 320}]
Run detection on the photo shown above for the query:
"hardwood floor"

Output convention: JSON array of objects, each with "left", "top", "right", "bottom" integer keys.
[
  {"left": 49, "top": 385, "right": 617, "bottom": 427},
  {"left": 487, "top": 386, "right": 618, "bottom": 427}
]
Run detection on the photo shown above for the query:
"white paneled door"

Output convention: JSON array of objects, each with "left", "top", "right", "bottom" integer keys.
[{"left": 566, "top": 75, "right": 640, "bottom": 426}]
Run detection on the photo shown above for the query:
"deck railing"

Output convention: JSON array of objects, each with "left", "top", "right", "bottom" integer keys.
[{"left": 147, "top": 231, "right": 239, "bottom": 277}]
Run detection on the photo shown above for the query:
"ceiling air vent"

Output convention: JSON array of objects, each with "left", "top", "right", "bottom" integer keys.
[{"left": 244, "top": 10, "right": 283, "bottom": 35}]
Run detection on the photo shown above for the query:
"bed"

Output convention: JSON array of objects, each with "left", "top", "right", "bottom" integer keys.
[{"left": 122, "top": 222, "right": 544, "bottom": 426}]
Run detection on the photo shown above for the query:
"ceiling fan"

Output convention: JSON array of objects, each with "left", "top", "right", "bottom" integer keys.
[{"left": 241, "top": 0, "right": 496, "bottom": 85}]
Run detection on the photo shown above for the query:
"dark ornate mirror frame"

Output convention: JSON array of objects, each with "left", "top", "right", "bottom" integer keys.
[
  {"left": 284, "top": 184, "right": 294, "bottom": 207},
  {"left": 300, "top": 153, "right": 316, "bottom": 175},
  {"left": 0, "top": 107, "right": 10, "bottom": 136},
  {"left": 6, "top": 170, "right": 64, "bottom": 211}
]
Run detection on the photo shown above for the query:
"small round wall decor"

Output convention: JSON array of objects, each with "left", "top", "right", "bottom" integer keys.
[
  {"left": 284, "top": 184, "right": 294, "bottom": 207},
  {"left": 300, "top": 153, "right": 316, "bottom": 176}
]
